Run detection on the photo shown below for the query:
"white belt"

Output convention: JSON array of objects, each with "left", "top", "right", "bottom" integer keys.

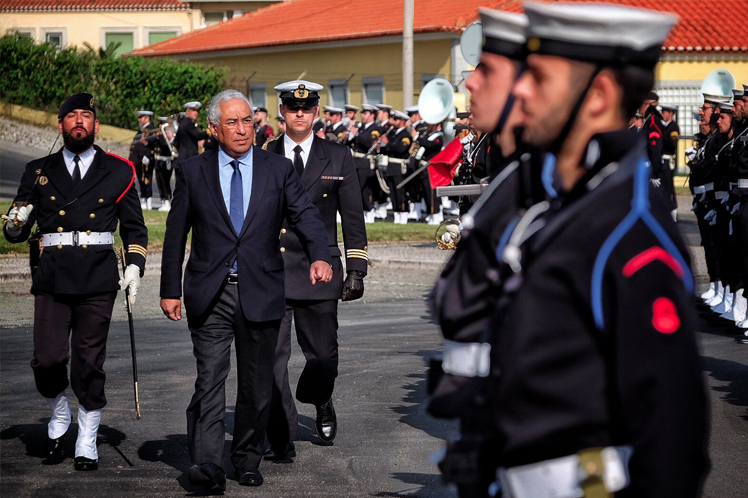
[
  {"left": 739, "top": 179, "right": 748, "bottom": 189},
  {"left": 715, "top": 191, "right": 728, "bottom": 200},
  {"left": 693, "top": 182, "right": 714, "bottom": 194},
  {"left": 352, "top": 151, "right": 368, "bottom": 159},
  {"left": 155, "top": 155, "right": 172, "bottom": 161},
  {"left": 441, "top": 340, "right": 490, "bottom": 378},
  {"left": 662, "top": 154, "right": 674, "bottom": 160},
  {"left": 41, "top": 231, "right": 114, "bottom": 247},
  {"left": 730, "top": 182, "right": 738, "bottom": 190},
  {"left": 498, "top": 446, "right": 632, "bottom": 498},
  {"left": 387, "top": 157, "right": 409, "bottom": 166}
]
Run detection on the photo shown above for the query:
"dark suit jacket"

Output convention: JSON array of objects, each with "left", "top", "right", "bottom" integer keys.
[
  {"left": 4, "top": 145, "right": 148, "bottom": 295},
  {"left": 264, "top": 134, "right": 367, "bottom": 300},
  {"left": 159, "top": 147, "right": 331, "bottom": 322}
]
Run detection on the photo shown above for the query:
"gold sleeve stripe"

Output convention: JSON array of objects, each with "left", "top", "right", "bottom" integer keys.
[
  {"left": 346, "top": 249, "right": 369, "bottom": 255},
  {"left": 128, "top": 244, "right": 148, "bottom": 257},
  {"left": 346, "top": 249, "right": 369, "bottom": 261}
]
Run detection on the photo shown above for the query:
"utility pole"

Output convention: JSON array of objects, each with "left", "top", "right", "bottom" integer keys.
[{"left": 403, "top": 0, "right": 414, "bottom": 108}]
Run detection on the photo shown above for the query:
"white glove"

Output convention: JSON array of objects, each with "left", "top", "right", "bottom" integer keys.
[
  {"left": 720, "top": 195, "right": 729, "bottom": 205},
  {"left": 730, "top": 219, "right": 733, "bottom": 236},
  {"left": 141, "top": 156, "right": 150, "bottom": 166},
  {"left": 118, "top": 264, "right": 141, "bottom": 308},
  {"left": 649, "top": 178, "right": 662, "bottom": 188},
  {"left": 732, "top": 202, "right": 741, "bottom": 215},
  {"left": 685, "top": 147, "right": 696, "bottom": 161},
  {"left": 704, "top": 209, "right": 717, "bottom": 222},
  {"left": 441, "top": 224, "right": 462, "bottom": 245},
  {"left": 5, "top": 204, "right": 34, "bottom": 235}
]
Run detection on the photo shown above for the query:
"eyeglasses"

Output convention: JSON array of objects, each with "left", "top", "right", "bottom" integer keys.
[{"left": 221, "top": 117, "right": 253, "bottom": 129}]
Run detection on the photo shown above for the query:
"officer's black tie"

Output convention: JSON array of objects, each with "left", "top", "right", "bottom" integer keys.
[
  {"left": 293, "top": 145, "right": 304, "bottom": 178},
  {"left": 72, "top": 155, "right": 81, "bottom": 185}
]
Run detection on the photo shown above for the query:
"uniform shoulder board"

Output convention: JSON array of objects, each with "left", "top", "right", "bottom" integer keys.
[{"left": 263, "top": 134, "right": 282, "bottom": 150}]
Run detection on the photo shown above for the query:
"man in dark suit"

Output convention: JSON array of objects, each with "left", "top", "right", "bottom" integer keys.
[
  {"left": 263, "top": 80, "right": 367, "bottom": 461},
  {"left": 174, "top": 101, "right": 209, "bottom": 169},
  {"left": 3, "top": 93, "right": 148, "bottom": 472},
  {"left": 159, "top": 89, "right": 332, "bottom": 492}
]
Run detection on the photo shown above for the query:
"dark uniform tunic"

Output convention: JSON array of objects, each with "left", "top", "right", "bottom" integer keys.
[
  {"left": 352, "top": 122, "right": 382, "bottom": 210},
  {"left": 414, "top": 129, "right": 444, "bottom": 214},
  {"left": 129, "top": 121, "right": 157, "bottom": 199},
  {"left": 4, "top": 145, "right": 147, "bottom": 409},
  {"left": 263, "top": 134, "right": 367, "bottom": 447},
  {"left": 382, "top": 126, "right": 412, "bottom": 212},
  {"left": 254, "top": 122, "right": 274, "bottom": 149},
  {"left": 660, "top": 118, "right": 680, "bottom": 211},
  {"left": 640, "top": 110, "right": 663, "bottom": 181},
  {"left": 174, "top": 116, "right": 209, "bottom": 168},
  {"left": 487, "top": 131, "right": 708, "bottom": 497}
]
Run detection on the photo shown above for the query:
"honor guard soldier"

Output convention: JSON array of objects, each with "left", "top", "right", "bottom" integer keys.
[
  {"left": 428, "top": 11, "right": 547, "bottom": 497},
  {"left": 323, "top": 106, "right": 346, "bottom": 141},
  {"left": 263, "top": 81, "right": 368, "bottom": 460},
  {"left": 376, "top": 104, "right": 393, "bottom": 133},
  {"left": 659, "top": 104, "right": 680, "bottom": 220},
  {"left": 344, "top": 104, "right": 359, "bottom": 128},
  {"left": 350, "top": 103, "right": 383, "bottom": 223},
  {"left": 253, "top": 106, "right": 274, "bottom": 149},
  {"left": 638, "top": 92, "right": 665, "bottom": 188},
  {"left": 478, "top": 3, "right": 709, "bottom": 497},
  {"left": 154, "top": 116, "right": 176, "bottom": 212},
  {"left": 414, "top": 122, "right": 445, "bottom": 225},
  {"left": 380, "top": 110, "right": 412, "bottom": 224},
  {"left": 174, "top": 101, "right": 210, "bottom": 168},
  {"left": 3, "top": 93, "right": 148, "bottom": 471},
  {"left": 406, "top": 104, "right": 427, "bottom": 135},
  {"left": 129, "top": 109, "right": 157, "bottom": 210}
]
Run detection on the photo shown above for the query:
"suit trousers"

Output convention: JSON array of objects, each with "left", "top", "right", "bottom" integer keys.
[
  {"left": 186, "top": 282, "right": 281, "bottom": 471},
  {"left": 267, "top": 299, "right": 339, "bottom": 446},
  {"left": 31, "top": 292, "right": 116, "bottom": 410}
]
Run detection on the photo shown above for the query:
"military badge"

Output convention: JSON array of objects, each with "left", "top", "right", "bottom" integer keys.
[
  {"left": 294, "top": 84, "right": 309, "bottom": 99},
  {"left": 39, "top": 176, "right": 49, "bottom": 185}
]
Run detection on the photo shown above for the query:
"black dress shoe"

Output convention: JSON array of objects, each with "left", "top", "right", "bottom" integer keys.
[
  {"left": 42, "top": 435, "right": 65, "bottom": 465},
  {"left": 264, "top": 442, "right": 296, "bottom": 462},
  {"left": 315, "top": 398, "right": 337, "bottom": 442},
  {"left": 188, "top": 463, "right": 226, "bottom": 494},
  {"left": 735, "top": 335, "right": 748, "bottom": 344},
  {"left": 74, "top": 456, "right": 98, "bottom": 471},
  {"left": 238, "top": 467, "right": 263, "bottom": 486}
]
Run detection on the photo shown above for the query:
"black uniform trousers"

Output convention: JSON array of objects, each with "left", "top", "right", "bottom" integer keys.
[
  {"left": 385, "top": 174, "right": 408, "bottom": 212},
  {"left": 695, "top": 197, "right": 720, "bottom": 281},
  {"left": 135, "top": 160, "right": 154, "bottom": 199},
  {"left": 186, "top": 282, "right": 281, "bottom": 471},
  {"left": 31, "top": 291, "right": 116, "bottom": 410},
  {"left": 661, "top": 158, "right": 677, "bottom": 212},
  {"left": 267, "top": 299, "right": 338, "bottom": 447},
  {"left": 154, "top": 159, "right": 172, "bottom": 201}
]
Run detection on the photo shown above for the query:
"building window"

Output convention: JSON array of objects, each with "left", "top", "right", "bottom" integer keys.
[
  {"left": 204, "top": 11, "right": 233, "bottom": 25},
  {"left": 362, "top": 78, "right": 384, "bottom": 105},
  {"left": 13, "top": 29, "right": 34, "bottom": 39},
  {"left": 44, "top": 31, "right": 64, "bottom": 48},
  {"left": 104, "top": 32, "right": 134, "bottom": 57},
  {"left": 328, "top": 80, "right": 348, "bottom": 107},
  {"left": 653, "top": 80, "right": 702, "bottom": 139},
  {"left": 249, "top": 83, "right": 266, "bottom": 108},
  {"left": 148, "top": 31, "right": 178, "bottom": 45},
  {"left": 421, "top": 73, "right": 445, "bottom": 88}
]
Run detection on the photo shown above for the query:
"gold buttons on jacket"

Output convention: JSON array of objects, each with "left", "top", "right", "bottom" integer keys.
[
  {"left": 82, "top": 245, "right": 88, "bottom": 249},
  {"left": 323, "top": 193, "right": 328, "bottom": 198},
  {"left": 57, "top": 227, "right": 63, "bottom": 232},
  {"left": 86, "top": 230, "right": 91, "bottom": 235},
  {"left": 99, "top": 199, "right": 104, "bottom": 204},
  {"left": 50, "top": 196, "right": 56, "bottom": 201},
  {"left": 281, "top": 228, "right": 287, "bottom": 234},
  {"left": 57, "top": 244, "right": 63, "bottom": 249},
  {"left": 59, "top": 210, "right": 66, "bottom": 216},
  {"left": 280, "top": 247, "right": 286, "bottom": 253},
  {"left": 90, "top": 213, "right": 96, "bottom": 219}
]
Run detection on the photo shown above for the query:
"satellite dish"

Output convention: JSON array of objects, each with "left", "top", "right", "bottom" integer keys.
[{"left": 460, "top": 21, "right": 482, "bottom": 67}]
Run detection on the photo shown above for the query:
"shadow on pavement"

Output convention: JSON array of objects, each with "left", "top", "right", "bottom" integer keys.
[{"left": 701, "top": 356, "right": 748, "bottom": 421}]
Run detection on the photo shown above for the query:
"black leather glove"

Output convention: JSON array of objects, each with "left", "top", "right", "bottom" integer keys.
[{"left": 341, "top": 270, "right": 365, "bottom": 301}]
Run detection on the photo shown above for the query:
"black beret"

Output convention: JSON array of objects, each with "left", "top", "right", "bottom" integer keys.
[
  {"left": 58, "top": 93, "right": 96, "bottom": 119},
  {"left": 255, "top": 107, "right": 268, "bottom": 113},
  {"left": 646, "top": 91, "right": 659, "bottom": 102}
]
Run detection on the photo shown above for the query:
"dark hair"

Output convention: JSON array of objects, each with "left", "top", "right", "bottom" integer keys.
[{"left": 609, "top": 65, "right": 655, "bottom": 119}]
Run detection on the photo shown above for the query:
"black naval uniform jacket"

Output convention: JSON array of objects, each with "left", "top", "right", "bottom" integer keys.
[
  {"left": 487, "top": 131, "right": 708, "bottom": 497},
  {"left": 175, "top": 116, "right": 209, "bottom": 166},
  {"left": 640, "top": 111, "right": 664, "bottom": 179},
  {"left": 4, "top": 145, "right": 148, "bottom": 295},
  {"left": 352, "top": 122, "right": 381, "bottom": 168},
  {"left": 255, "top": 123, "right": 274, "bottom": 149},
  {"left": 264, "top": 134, "right": 368, "bottom": 300},
  {"left": 382, "top": 127, "right": 411, "bottom": 177},
  {"left": 129, "top": 122, "right": 157, "bottom": 166}
]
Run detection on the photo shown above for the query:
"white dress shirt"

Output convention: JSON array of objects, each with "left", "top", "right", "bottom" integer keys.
[
  {"left": 62, "top": 146, "right": 96, "bottom": 180},
  {"left": 283, "top": 132, "right": 314, "bottom": 168}
]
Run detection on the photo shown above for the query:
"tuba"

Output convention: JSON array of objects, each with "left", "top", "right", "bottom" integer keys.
[{"left": 700, "top": 69, "right": 736, "bottom": 101}]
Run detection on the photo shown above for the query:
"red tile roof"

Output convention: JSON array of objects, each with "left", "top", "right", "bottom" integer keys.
[
  {"left": 0, "top": 0, "right": 189, "bottom": 12},
  {"left": 132, "top": 0, "right": 748, "bottom": 57},
  {"left": 133, "top": 0, "right": 514, "bottom": 57}
]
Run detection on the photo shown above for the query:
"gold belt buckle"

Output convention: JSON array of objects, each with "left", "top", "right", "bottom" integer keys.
[{"left": 578, "top": 448, "right": 611, "bottom": 498}]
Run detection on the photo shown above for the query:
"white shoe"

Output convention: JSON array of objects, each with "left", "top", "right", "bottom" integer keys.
[
  {"left": 708, "top": 282, "right": 725, "bottom": 307},
  {"left": 701, "top": 282, "right": 716, "bottom": 302},
  {"left": 720, "top": 291, "right": 736, "bottom": 320},
  {"left": 408, "top": 202, "right": 421, "bottom": 220},
  {"left": 399, "top": 212, "right": 409, "bottom": 224},
  {"left": 735, "top": 316, "right": 748, "bottom": 331},
  {"left": 140, "top": 198, "right": 146, "bottom": 210},
  {"left": 75, "top": 406, "right": 101, "bottom": 460},
  {"left": 45, "top": 392, "right": 72, "bottom": 439},
  {"left": 376, "top": 205, "right": 388, "bottom": 219},
  {"left": 712, "top": 285, "right": 730, "bottom": 314},
  {"left": 157, "top": 199, "right": 171, "bottom": 212},
  {"left": 671, "top": 209, "right": 678, "bottom": 222},
  {"left": 732, "top": 289, "right": 747, "bottom": 325},
  {"left": 427, "top": 211, "right": 444, "bottom": 226},
  {"left": 336, "top": 212, "right": 342, "bottom": 223},
  {"left": 364, "top": 210, "right": 375, "bottom": 224},
  {"left": 145, "top": 197, "right": 152, "bottom": 210}
]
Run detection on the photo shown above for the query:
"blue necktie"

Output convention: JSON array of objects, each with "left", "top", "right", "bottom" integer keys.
[{"left": 230, "top": 160, "right": 244, "bottom": 234}]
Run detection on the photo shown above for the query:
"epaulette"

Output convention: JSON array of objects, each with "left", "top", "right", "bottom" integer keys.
[{"left": 263, "top": 134, "right": 282, "bottom": 150}]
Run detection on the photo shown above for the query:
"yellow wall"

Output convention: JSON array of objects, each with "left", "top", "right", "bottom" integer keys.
[
  {"left": 657, "top": 59, "right": 748, "bottom": 84},
  {"left": 197, "top": 38, "right": 453, "bottom": 115},
  {"left": 0, "top": 11, "right": 198, "bottom": 51}
]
